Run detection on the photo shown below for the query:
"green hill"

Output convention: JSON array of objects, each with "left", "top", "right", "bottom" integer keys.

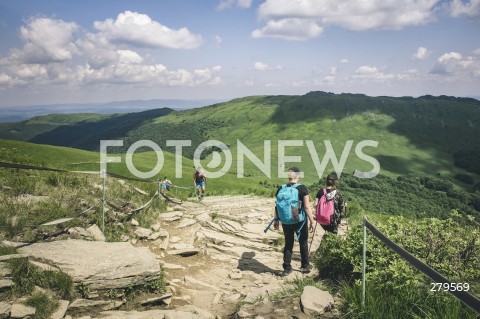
[
  {"left": 125, "top": 92, "right": 480, "bottom": 185},
  {"left": 1, "top": 92, "right": 480, "bottom": 187},
  {"left": 0, "top": 108, "right": 174, "bottom": 150}
]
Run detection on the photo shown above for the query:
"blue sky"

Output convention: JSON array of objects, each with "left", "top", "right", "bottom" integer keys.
[{"left": 0, "top": 0, "right": 479, "bottom": 107}]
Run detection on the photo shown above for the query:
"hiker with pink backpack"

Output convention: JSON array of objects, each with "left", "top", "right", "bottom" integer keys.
[{"left": 314, "top": 172, "right": 346, "bottom": 236}]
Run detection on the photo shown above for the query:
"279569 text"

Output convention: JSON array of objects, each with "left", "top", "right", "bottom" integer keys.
[{"left": 430, "top": 283, "right": 470, "bottom": 292}]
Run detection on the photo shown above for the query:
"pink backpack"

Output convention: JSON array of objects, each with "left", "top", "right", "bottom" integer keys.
[{"left": 316, "top": 189, "right": 335, "bottom": 225}]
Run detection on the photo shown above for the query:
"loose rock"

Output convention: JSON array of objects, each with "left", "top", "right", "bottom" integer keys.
[
  {"left": 10, "top": 304, "right": 36, "bottom": 318},
  {"left": 300, "top": 285, "right": 335, "bottom": 316}
]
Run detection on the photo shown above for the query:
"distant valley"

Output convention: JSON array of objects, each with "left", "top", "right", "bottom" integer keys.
[{"left": 0, "top": 98, "right": 224, "bottom": 122}]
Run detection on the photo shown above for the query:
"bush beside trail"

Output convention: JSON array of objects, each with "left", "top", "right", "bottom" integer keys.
[{"left": 314, "top": 215, "right": 479, "bottom": 319}]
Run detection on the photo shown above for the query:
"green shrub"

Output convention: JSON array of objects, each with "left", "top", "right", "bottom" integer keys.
[{"left": 315, "top": 216, "right": 479, "bottom": 319}]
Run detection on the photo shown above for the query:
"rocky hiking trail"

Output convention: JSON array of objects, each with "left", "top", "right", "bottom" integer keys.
[
  {"left": 136, "top": 194, "right": 348, "bottom": 318},
  {"left": 1, "top": 194, "right": 348, "bottom": 319}
]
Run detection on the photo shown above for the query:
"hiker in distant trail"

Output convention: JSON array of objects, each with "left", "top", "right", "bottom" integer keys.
[
  {"left": 314, "top": 172, "right": 345, "bottom": 235},
  {"left": 193, "top": 167, "right": 207, "bottom": 200},
  {"left": 160, "top": 176, "right": 172, "bottom": 192},
  {"left": 273, "top": 167, "right": 315, "bottom": 276}
]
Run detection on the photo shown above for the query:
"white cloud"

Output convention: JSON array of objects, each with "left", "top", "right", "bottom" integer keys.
[
  {"left": 312, "top": 67, "right": 338, "bottom": 86},
  {"left": 448, "top": 0, "right": 480, "bottom": 20},
  {"left": 0, "top": 73, "right": 12, "bottom": 85},
  {"left": 74, "top": 58, "right": 223, "bottom": 87},
  {"left": 254, "top": 61, "right": 269, "bottom": 70},
  {"left": 431, "top": 51, "right": 480, "bottom": 77},
  {"left": 0, "top": 11, "right": 221, "bottom": 91},
  {"left": 252, "top": 18, "right": 323, "bottom": 40},
  {"left": 288, "top": 80, "right": 307, "bottom": 87},
  {"left": 117, "top": 50, "right": 143, "bottom": 64},
  {"left": 253, "top": 61, "right": 283, "bottom": 71},
  {"left": 438, "top": 52, "right": 463, "bottom": 64},
  {"left": 193, "top": 67, "right": 224, "bottom": 85},
  {"left": 323, "top": 75, "right": 337, "bottom": 85},
  {"left": 1, "top": 17, "right": 78, "bottom": 64},
  {"left": 1, "top": 38, "right": 220, "bottom": 89},
  {"left": 340, "top": 59, "right": 349, "bottom": 64},
  {"left": 93, "top": 11, "right": 203, "bottom": 49},
  {"left": 217, "top": 0, "right": 253, "bottom": 10},
  {"left": 254, "top": 0, "right": 439, "bottom": 40},
  {"left": 352, "top": 66, "right": 396, "bottom": 81},
  {"left": 1, "top": 59, "right": 223, "bottom": 91},
  {"left": 412, "top": 47, "right": 430, "bottom": 60},
  {"left": 474, "top": 48, "right": 480, "bottom": 55},
  {"left": 15, "top": 64, "right": 48, "bottom": 79}
]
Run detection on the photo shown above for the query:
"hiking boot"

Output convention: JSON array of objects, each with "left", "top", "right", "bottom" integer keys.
[
  {"left": 280, "top": 269, "right": 292, "bottom": 277},
  {"left": 300, "top": 264, "right": 312, "bottom": 274}
]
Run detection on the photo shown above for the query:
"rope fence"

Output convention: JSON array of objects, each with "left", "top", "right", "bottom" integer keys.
[
  {"left": 41, "top": 199, "right": 102, "bottom": 226},
  {"left": 0, "top": 161, "right": 191, "bottom": 233},
  {"left": 362, "top": 217, "right": 480, "bottom": 314}
]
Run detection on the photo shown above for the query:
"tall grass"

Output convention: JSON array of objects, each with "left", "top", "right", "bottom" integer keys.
[
  {"left": 7, "top": 257, "right": 75, "bottom": 300},
  {"left": 26, "top": 292, "right": 59, "bottom": 319},
  {"left": 270, "top": 277, "right": 327, "bottom": 302},
  {"left": 341, "top": 281, "right": 477, "bottom": 319}
]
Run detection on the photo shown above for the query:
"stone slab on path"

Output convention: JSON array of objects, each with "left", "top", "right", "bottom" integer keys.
[
  {"left": 201, "top": 230, "right": 272, "bottom": 252},
  {"left": 97, "top": 305, "right": 214, "bottom": 319},
  {"left": 0, "top": 302, "right": 10, "bottom": 319},
  {"left": 18, "top": 239, "right": 161, "bottom": 290}
]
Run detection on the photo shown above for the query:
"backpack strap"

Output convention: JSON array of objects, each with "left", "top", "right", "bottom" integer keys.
[
  {"left": 293, "top": 183, "right": 303, "bottom": 209},
  {"left": 294, "top": 184, "right": 306, "bottom": 228},
  {"left": 296, "top": 217, "right": 307, "bottom": 241}
]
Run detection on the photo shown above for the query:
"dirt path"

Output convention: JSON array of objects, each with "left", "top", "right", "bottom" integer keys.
[{"left": 140, "top": 195, "right": 348, "bottom": 318}]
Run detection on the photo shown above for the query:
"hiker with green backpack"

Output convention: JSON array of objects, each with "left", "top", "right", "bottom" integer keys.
[
  {"left": 314, "top": 172, "right": 345, "bottom": 235},
  {"left": 269, "top": 167, "right": 315, "bottom": 276}
]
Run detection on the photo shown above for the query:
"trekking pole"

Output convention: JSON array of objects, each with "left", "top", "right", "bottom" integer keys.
[
  {"left": 308, "top": 221, "right": 318, "bottom": 254},
  {"left": 264, "top": 218, "right": 276, "bottom": 233}
]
